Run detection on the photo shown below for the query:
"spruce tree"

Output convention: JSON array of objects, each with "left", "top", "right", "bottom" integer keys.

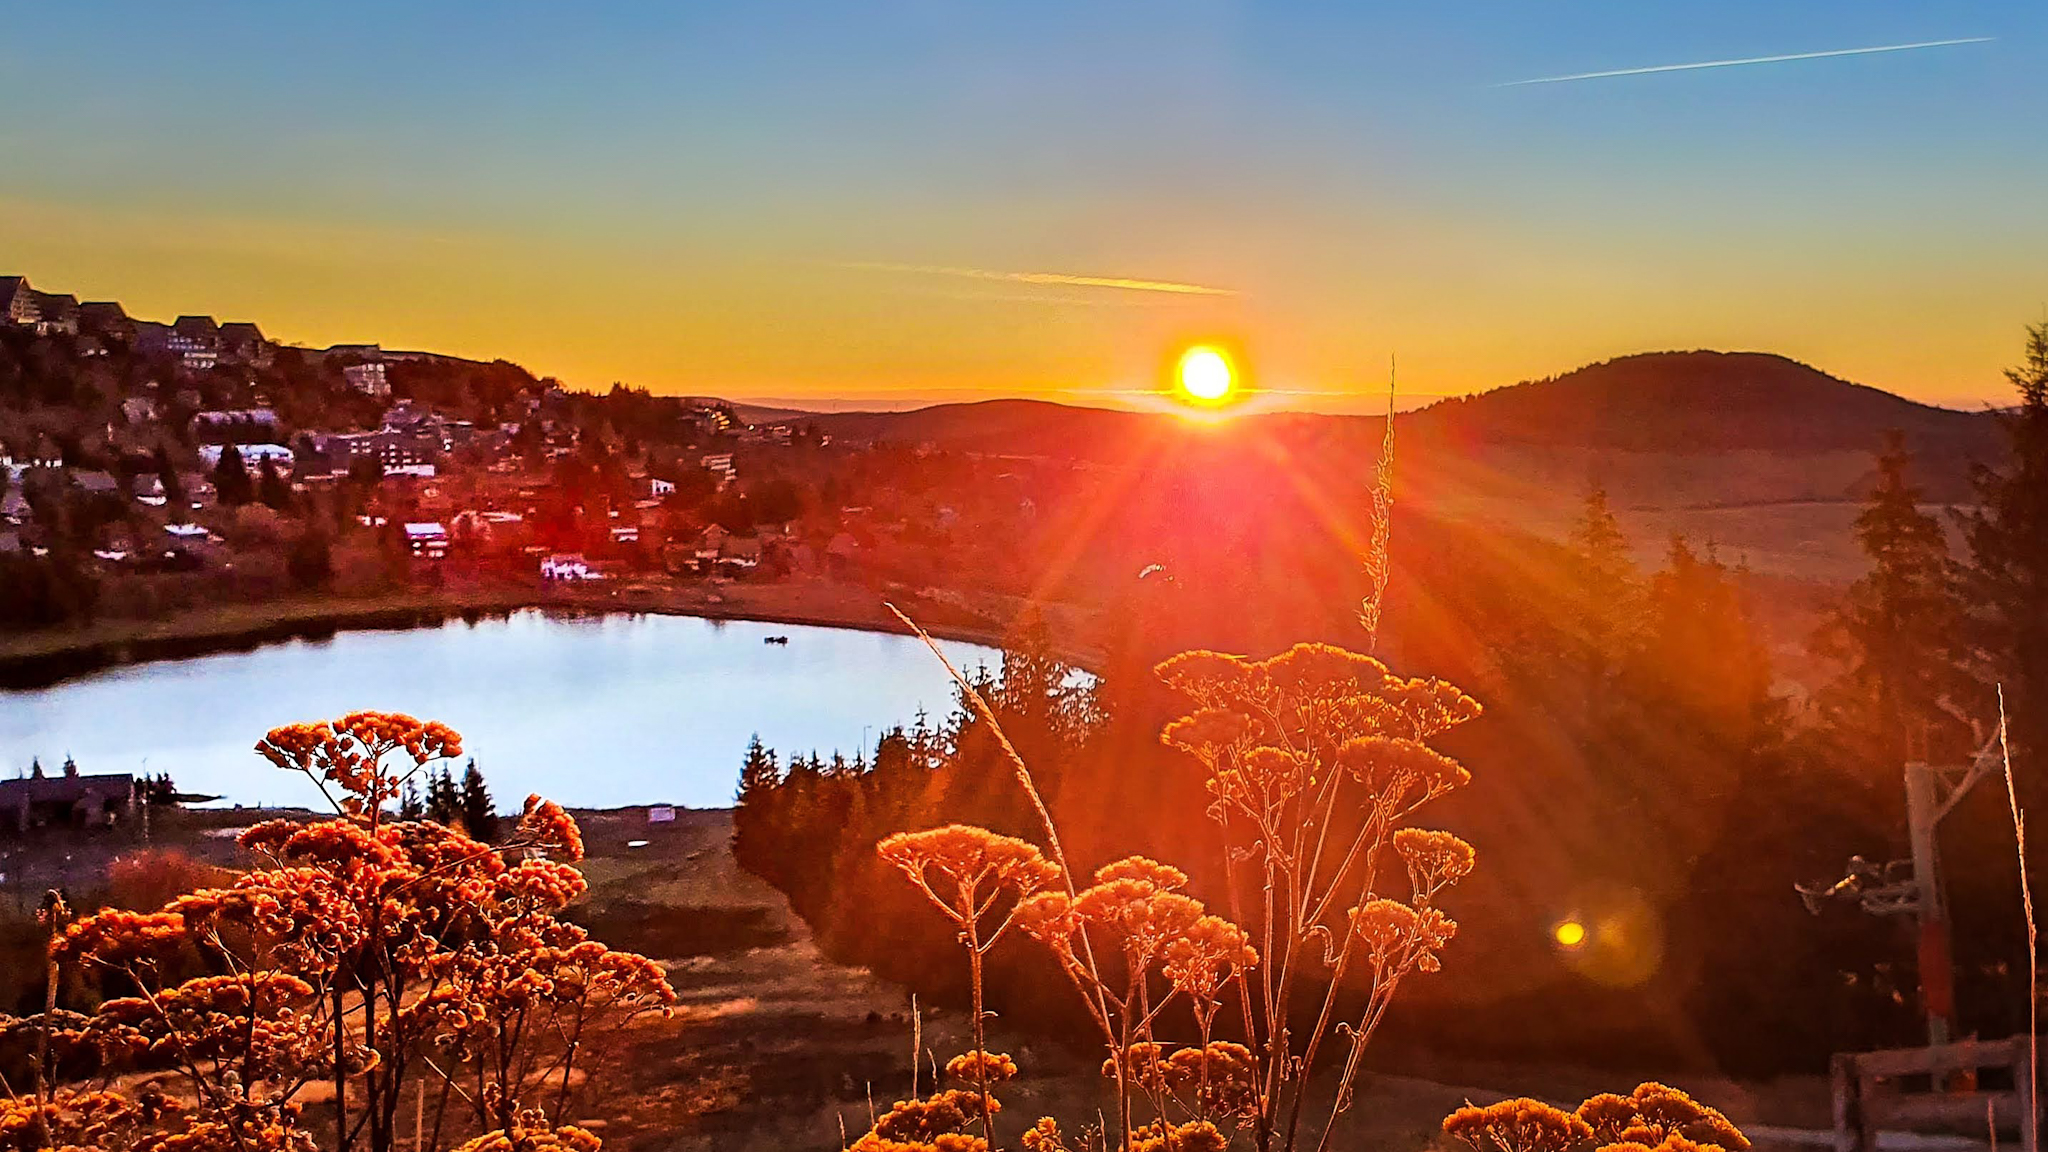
[
  {"left": 257, "top": 456, "right": 293, "bottom": 511},
  {"left": 1812, "top": 432, "right": 1977, "bottom": 772},
  {"left": 212, "top": 445, "right": 254, "bottom": 506},
  {"left": 398, "top": 777, "right": 425, "bottom": 822},
  {"left": 459, "top": 759, "right": 497, "bottom": 841},
  {"left": 427, "top": 766, "right": 460, "bottom": 826},
  {"left": 1960, "top": 321, "right": 2048, "bottom": 759},
  {"left": 154, "top": 445, "right": 186, "bottom": 508}
]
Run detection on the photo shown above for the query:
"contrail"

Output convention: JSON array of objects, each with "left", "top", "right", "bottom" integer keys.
[
  {"left": 838, "top": 261, "right": 1237, "bottom": 297},
  {"left": 1496, "top": 36, "right": 1993, "bottom": 87}
]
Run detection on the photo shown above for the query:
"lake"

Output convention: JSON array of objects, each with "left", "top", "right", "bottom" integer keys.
[{"left": 0, "top": 611, "right": 997, "bottom": 811}]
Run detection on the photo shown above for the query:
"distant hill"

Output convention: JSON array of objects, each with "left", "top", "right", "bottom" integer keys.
[
  {"left": 1407, "top": 351, "right": 2001, "bottom": 455},
  {"left": 804, "top": 351, "right": 2001, "bottom": 460},
  {"left": 797, "top": 352, "right": 2011, "bottom": 583}
]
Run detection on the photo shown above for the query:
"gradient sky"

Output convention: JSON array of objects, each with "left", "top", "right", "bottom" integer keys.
[{"left": 3, "top": 2, "right": 2043, "bottom": 412}]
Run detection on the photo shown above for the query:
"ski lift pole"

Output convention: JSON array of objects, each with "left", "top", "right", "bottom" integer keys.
[{"left": 1906, "top": 761, "right": 1958, "bottom": 1049}]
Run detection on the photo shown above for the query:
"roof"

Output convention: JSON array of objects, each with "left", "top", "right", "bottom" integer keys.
[
  {"left": 78, "top": 301, "right": 128, "bottom": 322},
  {"left": 173, "top": 315, "right": 219, "bottom": 336},
  {"left": 219, "top": 321, "right": 266, "bottom": 344},
  {"left": 0, "top": 276, "right": 27, "bottom": 302},
  {"left": 32, "top": 292, "right": 78, "bottom": 318},
  {"left": 0, "top": 773, "right": 135, "bottom": 804},
  {"left": 72, "top": 470, "right": 119, "bottom": 494}
]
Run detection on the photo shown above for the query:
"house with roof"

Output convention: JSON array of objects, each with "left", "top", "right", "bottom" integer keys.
[
  {"left": 344, "top": 362, "right": 391, "bottom": 397},
  {"left": 219, "top": 322, "right": 272, "bottom": 365},
  {"left": 0, "top": 772, "right": 136, "bottom": 833},
  {"left": 71, "top": 470, "right": 120, "bottom": 497},
  {"left": 404, "top": 522, "right": 450, "bottom": 559},
  {"left": 77, "top": 301, "right": 131, "bottom": 339},
  {"left": 540, "top": 552, "right": 598, "bottom": 580},
  {"left": 32, "top": 292, "right": 78, "bottom": 335},
  {"left": 0, "top": 277, "right": 39, "bottom": 327}
]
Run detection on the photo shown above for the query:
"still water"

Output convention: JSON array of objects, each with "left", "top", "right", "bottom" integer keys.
[{"left": 0, "top": 611, "right": 994, "bottom": 811}]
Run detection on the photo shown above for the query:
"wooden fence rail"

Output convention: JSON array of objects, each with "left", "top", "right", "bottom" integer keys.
[{"left": 1833, "top": 1038, "right": 2037, "bottom": 1152}]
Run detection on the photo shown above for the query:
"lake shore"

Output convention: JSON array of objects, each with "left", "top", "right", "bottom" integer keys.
[{"left": 0, "top": 577, "right": 1102, "bottom": 689}]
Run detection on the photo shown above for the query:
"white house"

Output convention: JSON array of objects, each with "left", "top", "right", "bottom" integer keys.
[
  {"left": 198, "top": 444, "right": 295, "bottom": 471},
  {"left": 540, "top": 553, "right": 599, "bottom": 581},
  {"left": 343, "top": 362, "right": 391, "bottom": 397},
  {"left": 404, "top": 522, "right": 449, "bottom": 559}
]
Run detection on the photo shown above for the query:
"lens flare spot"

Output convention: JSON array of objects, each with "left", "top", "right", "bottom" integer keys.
[
  {"left": 1554, "top": 919, "right": 1587, "bottom": 949},
  {"left": 1175, "top": 346, "right": 1237, "bottom": 404}
]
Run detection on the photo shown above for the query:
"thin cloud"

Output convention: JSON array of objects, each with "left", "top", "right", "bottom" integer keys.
[
  {"left": 837, "top": 261, "right": 1238, "bottom": 297},
  {"left": 1495, "top": 36, "right": 1992, "bottom": 87}
]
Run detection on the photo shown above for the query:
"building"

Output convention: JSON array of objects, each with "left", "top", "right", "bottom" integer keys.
[
  {"left": 32, "top": 292, "right": 79, "bottom": 335},
  {"left": 198, "top": 443, "right": 295, "bottom": 471},
  {"left": 0, "top": 277, "right": 39, "bottom": 327},
  {"left": 121, "top": 396, "right": 158, "bottom": 424},
  {"left": 343, "top": 362, "right": 391, "bottom": 397},
  {"left": 540, "top": 552, "right": 598, "bottom": 580},
  {"left": 192, "top": 408, "right": 282, "bottom": 440},
  {"left": 404, "top": 522, "right": 450, "bottom": 559},
  {"left": 0, "top": 772, "right": 136, "bottom": 832},
  {"left": 77, "top": 301, "right": 132, "bottom": 339},
  {"left": 701, "top": 452, "right": 737, "bottom": 489},
  {"left": 219, "top": 322, "right": 271, "bottom": 364}
]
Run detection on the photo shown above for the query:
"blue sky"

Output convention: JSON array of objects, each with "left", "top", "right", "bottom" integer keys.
[{"left": 2, "top": 1, "right": 2041, "bottom": 409}]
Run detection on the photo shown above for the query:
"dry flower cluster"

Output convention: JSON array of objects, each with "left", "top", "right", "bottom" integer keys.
[
  {"left": 1443, "top": 1083, "right": 1751, "bottom": 1152},
  {"left": 859, "top": 610, "right": 1749, "bottom": 1152},
  {"left": 1, "top": 712, "right": 672, "bottom": 1152}
]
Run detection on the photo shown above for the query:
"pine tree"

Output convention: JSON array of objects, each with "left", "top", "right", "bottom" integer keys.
[
  {"left": 1812, "top": 432, "right": 1977, "bottom": 772},
  {"left": 212, "top": 445, "right": 254, "bottom": 506},
  {"left": 398, "top": 777, "right": 425, "bottom": 822},
  {"left": 154, "top": 445, "right": 186, "bottom": 507},
  {"left": 62, "top": 754, "right": 79, "bottom": 778},
  {"left": 30, "top": 757, "right": 45, "bottom": 780},
  {"left": 733, "top": 735, "right": 781, "bottom": 875},
  {"left": 1558, "top": 482, "right": 1645, "bottom": 721},
  {"left": 427, "top": 766, "right": 460, "bottom": 826},
  {"left": 459, "top": 759, "right": 497, "bottom": 841},
  {"left": 1960, "top": 320, "right": 2048, "bottom": 758},
  {"left": 257, "top": 456, "right": 293, "bottom": 511}
]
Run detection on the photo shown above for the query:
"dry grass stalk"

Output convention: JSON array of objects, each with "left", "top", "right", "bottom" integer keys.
[{"left": 1999, "top": 685, "right": 2038, "bottom": 1141}]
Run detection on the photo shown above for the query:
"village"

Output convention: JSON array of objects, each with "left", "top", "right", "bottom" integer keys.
[{"left": 0, "top": 274, "right": 1018, "bottom": 615}]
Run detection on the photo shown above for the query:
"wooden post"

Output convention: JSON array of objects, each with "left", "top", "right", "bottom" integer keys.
[
  {"left": 1833, "top": 1053, "right": 1867, "bottom": 1152},
  {"left": 2016, "top": 1040, "right": 2039, "bottom": 1152}
]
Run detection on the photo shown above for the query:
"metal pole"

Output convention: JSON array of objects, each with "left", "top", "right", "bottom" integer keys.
[{"left": 1906, "top": 761, "right": 1958, "bottom": 1048}]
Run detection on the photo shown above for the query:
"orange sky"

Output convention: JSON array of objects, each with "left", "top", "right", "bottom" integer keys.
[{"left": 5, "top": 5, "right": 2042, "bottom": 414}]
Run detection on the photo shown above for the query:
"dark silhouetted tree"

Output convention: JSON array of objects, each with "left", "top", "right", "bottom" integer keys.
[
  {"left": 211, "top": 444, "right": 254, "bottom": 506},
  {"left": 1959, "top": 320, "right": 2048, "bottom": 759},
  {"left": 460, "top": 758, "right": 498, "bottom": 841},
  {"left": 1812, "top": 432, "right": 1978, "bottom": 776}
]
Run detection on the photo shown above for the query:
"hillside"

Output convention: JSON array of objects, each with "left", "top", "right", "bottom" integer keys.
[
  {"left": 805, "top": 351, "right": 2001, "bottom": 461},
  {"left": 1410, "top": 351, "right": 2002, "bottom": 455},
  {"left": 796, "top": 352, "right": 2008, "bottom": 583}
]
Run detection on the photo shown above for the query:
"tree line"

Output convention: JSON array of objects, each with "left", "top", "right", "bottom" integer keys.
[{"left": 733, "top": 323, "right": 2048, "bottom": 1078}]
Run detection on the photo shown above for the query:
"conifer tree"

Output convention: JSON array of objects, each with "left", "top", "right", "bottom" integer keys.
[
  {"left": 398, "top": 776, "right": 425, "bottom": 821},
  {"left": 153, "top": 444, "right": 186, "bottom": 508},
  {"left": 460, "top": 758, "right": 498, "bottom": 841},
  {"left": 257, "top": 455, "right": 293, "bottom": 511},
  {"left": 1960, "top": 320, "right": 2048, "bottom": 758},
  {"left": 1812, "top": 432, "right": 1977, "bottom": 771},
  {"left": 62, "top": 754, "right": 78, "bottom": 778},
  {"left": 212, "top": 444, "right": 254, "bottom": 506},
  {"left": 427, "top": 765, "right": 461, "bottom": 826}
]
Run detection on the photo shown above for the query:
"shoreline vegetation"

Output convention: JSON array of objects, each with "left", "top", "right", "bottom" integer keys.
[{"left": 0, "top": 577, "right": 1105, "bottom": 690}]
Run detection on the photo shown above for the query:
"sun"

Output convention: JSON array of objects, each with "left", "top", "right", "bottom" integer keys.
[
  {"left": 1174, "top": 345, "right": 1238, "bottom": 405},
  {"left": 1554, "top": 919, "right": 1587, "bottom": 949}
]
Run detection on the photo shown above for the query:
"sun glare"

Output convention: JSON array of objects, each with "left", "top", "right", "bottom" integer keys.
[
  {"left": 1554, "top": 919, "right": 1587, "bottom": 949},
  {"left": 1175, "top": 345, "right": 1237, "bottom": 405}
]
